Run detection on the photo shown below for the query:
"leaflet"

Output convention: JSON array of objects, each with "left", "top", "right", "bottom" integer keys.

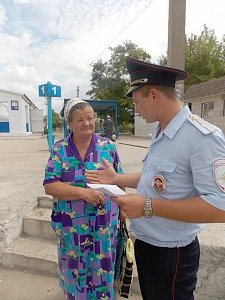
[{"left": 86, "top": 183, "right": 126, "bottom": 197}]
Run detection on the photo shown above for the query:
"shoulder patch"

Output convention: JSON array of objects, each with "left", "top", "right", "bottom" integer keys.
[
  {"left": 187, "top": 114, "right": 216, "bottom": 134},
  {"left": 213, "top": 159, "right": 225, "bottom": 192}
]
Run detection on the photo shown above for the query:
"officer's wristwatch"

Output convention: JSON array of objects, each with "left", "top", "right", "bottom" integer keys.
[{"left": 143, "top": 197, "right": 153, "bottom": 218}]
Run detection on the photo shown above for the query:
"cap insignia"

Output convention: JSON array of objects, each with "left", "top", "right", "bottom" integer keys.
[{"left": 130, "top": 78, "right": 148, "bottom": 86}]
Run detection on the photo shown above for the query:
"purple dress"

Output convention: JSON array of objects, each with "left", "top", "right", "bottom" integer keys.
[{"left": 43, "top": 133, "right": 123, "bottom": 299}]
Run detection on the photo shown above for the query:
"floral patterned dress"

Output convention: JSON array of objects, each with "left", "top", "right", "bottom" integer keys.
[{"left": 43, "top": 133, "right": 123, "bottom": 300}]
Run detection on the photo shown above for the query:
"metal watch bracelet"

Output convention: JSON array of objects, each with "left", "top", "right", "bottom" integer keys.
[{"left": 143, "top": 197, "right": 153, "bottom": 218}]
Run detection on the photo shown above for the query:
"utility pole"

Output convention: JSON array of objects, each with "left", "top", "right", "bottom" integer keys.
[
  {"left": 76, "top": 86, "right": 80, "bottom": 97},
  {"left": 167, "top": 0, "right": 186, "bottom": 98}
]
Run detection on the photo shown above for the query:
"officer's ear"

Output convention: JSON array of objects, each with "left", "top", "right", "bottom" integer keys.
[{"left": 150, "top": 88, "right": 161, "bottom": 102}]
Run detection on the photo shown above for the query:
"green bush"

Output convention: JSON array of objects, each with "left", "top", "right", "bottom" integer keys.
[{"left": 118, "top": 122, "right": 134, "bottom": 134}]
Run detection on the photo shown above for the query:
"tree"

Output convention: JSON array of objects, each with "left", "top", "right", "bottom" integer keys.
[
  {"left": 185, "top": 25, "right": 225, "bottom": 90},
  {"left": 88, "top": 26, "right": 225, "bottom": 127},
  {"left": 87, "top": 40, "right": 151, "bottom": 125},
  {"left": 44, "top": 110, "right": 62, "bottom": 132},
  {"left": 158, "top": 25, "right": 225, "bottom": 91}
]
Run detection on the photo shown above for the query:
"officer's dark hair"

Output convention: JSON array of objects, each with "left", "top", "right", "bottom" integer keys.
[{"left": 139, "top": 84, "right": 177, "bottom": 99}]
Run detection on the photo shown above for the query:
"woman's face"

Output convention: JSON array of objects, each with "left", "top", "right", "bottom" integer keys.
[{"left": 68, "top": 106, "right": 95, "bottom": 137}]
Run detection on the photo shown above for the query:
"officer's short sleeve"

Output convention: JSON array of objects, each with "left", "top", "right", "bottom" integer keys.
[{"left": 190, "top": 133, "right": 225, "bottom": 211}]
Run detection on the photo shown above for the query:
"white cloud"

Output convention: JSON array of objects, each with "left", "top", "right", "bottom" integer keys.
[
  {"left": 186, "top": 0, "right": 225, "bottom": 41},
  {"left": 0, "top": 32, "right": 37, "bottom": 64},
  {"left": 13, "top": 0, "right": 31, "bottom": 3},
  {"left": 0, "top": 3, "right": 6, "bottom": 26},
  {"left": 0, "top": 0, "right": 225, "bottom": 114}
]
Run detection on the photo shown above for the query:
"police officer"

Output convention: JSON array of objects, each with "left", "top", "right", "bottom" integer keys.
[{"left": 85, "top": 57, "right": 225, "bottom": 300}]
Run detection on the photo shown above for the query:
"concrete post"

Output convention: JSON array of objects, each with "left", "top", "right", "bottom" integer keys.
[{"left": 167, "top": 0, "right": 186, "bottom": 98}]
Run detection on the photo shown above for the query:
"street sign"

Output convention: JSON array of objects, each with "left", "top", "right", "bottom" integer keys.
[
  {"left": 38, "top": 81, "right": 62, "bottom": 151},
  {"left": 38, "top": 82, "right": 61, "bottom": 97}
]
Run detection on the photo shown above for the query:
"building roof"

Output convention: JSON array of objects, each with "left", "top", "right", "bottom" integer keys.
[
  {"left": 0, "top": 88, "right": 37, "bottom": 109},
  {"left": 22, "top": 94, "right": 37, "bottom": 109},
  {"left": 184, "top": 76, "right": 225, "bottom": 100}
]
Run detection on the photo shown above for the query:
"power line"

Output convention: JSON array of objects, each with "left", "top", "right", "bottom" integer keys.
[{"left": 62, "top": 0, "right": 154, "bottom": 91}]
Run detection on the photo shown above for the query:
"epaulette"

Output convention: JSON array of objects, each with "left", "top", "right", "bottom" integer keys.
[{"left": 187, "top": 114, "right": 217, "bottom": 134}]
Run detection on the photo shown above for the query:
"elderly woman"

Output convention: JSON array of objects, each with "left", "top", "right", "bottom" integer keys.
[{"left": 43, "top": 98, "right": 123, "bottom": 300}]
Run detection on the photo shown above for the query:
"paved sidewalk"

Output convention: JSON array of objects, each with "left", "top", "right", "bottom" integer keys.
[
  {"left": 0, "top": 265, "right": 64, "bottom": 300},
  {"left": 0, "top": 134, "right": 225, "bottom": 299},
  {"left": 117, "top": 134, "right": 150, "bottom": 148}
]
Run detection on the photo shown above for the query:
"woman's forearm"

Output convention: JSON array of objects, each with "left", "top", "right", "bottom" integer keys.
[{"left": 44, "top": 181, "right": 84, "bottom": 200}]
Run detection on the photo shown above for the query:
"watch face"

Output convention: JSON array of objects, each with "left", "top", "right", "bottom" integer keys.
[{"left": 144, "top": 209, "right": 152, "bottom": 217}]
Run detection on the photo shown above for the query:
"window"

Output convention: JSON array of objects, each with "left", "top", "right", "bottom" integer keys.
[
  {"left": 11, "top": 100, "right": 19, "bottom": 110},
  {"left": 0, "top": 102, "right": 9, "bottom": 121},
  {"left": 201, "top": 102, "right": 214, "bottom": 117},
  {"left": 187, "top": 103, "right": 192, "bottom": 111}
]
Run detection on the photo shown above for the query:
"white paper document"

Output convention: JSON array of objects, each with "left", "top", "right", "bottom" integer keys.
[{"left": 87, "top": 183, "right": 126, "bottom": 197}]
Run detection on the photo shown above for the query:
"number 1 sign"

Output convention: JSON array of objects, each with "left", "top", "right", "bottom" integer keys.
[
  {"left": 38, "top": 81, "right": 62, "bottom": 151},
  {"left": 38, "top": 82, "right": 61, "bottom": 97}
]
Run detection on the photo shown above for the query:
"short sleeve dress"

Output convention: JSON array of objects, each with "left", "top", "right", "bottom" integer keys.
[{"left": 43, "top": 133, "right": 123, "bottom": 300}]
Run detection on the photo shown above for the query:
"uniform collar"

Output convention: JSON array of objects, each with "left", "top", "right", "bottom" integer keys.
[{"left": 155, "top": 105, "right": 190, "bottom": 140}]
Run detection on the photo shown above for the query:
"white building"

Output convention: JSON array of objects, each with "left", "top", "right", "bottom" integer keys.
[
  {"left": 134, "top": 113, "right": 157, "bottom": 138},
  {"left": 0, "top": 89, "right": 43, "bottom": 136},
  {"left": 184, "top": 76, "right": 225, "bottom": 133}
]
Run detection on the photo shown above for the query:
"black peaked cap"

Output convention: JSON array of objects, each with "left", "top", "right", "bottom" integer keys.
[{"left": 125, "top": 57, "right": 189, "bottom": 97}]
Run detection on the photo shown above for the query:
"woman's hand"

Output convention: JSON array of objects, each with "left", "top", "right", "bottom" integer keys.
[
  {"left": 82, "top": 188, "right": 105, "bottom": 207},
  {"left": 85, "top": 158, "right": 117, "bottom": 184}
]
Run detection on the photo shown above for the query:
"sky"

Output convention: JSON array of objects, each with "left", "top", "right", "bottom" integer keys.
[{"left": 0, "top": 0, "right": 225, "bottom": 114}]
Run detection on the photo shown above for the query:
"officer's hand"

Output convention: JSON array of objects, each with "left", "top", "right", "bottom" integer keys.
[
  {"left": 85, "top": 158, "right": 117, "bottom": 184},
  {"left": 112, "top": 194, "right": 145, "bottom": 219}
]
